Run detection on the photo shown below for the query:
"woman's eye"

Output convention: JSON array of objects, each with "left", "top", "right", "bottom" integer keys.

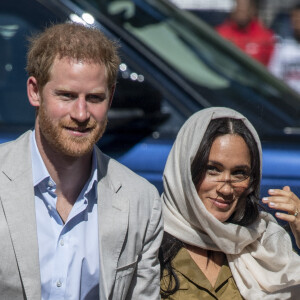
[
  {"left": 206, "top": 165, "right": 220, "bottom": 175},
  {"left": 232, "top": 170, "right": 249, "bottom": 181}
]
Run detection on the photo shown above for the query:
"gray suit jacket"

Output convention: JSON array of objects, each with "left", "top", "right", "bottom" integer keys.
[{"left": 0, "top": 131, "right": 163, "bottom": 300}]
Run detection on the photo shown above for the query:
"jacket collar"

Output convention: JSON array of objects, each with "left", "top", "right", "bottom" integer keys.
[{"left": 0, "top": 131, "right": 41, "bottom": 300}]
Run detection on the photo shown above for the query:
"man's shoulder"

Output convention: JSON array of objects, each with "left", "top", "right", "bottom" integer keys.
[
  {"left": 0, "top": 131, "right": 32, "bottom": 180},
  {"left": 280, "top": 38, "right": 299, "bottom": 48},
  {"left": 0, "top": 131, "right": 31, "bottom": 157},
  {"left": 273, "top": 38, "right": 300, "bottom": 55}
]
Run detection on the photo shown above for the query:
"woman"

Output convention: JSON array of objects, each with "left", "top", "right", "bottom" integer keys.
[{"left": 160, "top": 107, "right": 300, "bottom": 299}]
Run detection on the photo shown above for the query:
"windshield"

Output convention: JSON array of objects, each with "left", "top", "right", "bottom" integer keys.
[{"left": 74, "top": 0, "right": 300, "bottom": 140}]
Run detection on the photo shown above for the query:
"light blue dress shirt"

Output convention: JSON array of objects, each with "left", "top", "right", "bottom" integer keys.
[{"left": 31, "top": 131, "right": 100, "bottom": 300}]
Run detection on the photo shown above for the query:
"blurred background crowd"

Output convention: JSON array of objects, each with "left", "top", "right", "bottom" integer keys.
[{"left": 169, "top": 0, "right": 300, "bottom": 94}]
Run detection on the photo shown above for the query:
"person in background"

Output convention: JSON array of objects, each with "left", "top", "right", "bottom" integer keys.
[
  {"left": 0, "top": 22, "right": 163, "bottom": 300},
  {"left": 160, "top": 107, "right": 300, "bottom": 299},
  {"left": 269, "top": 4, "right": 300, "bottom": 94},
  {"left": 216, "top": 0, "right": 275, "bottom": 66}
]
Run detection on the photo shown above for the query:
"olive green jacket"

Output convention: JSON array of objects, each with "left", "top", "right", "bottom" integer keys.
[{"left": 161, "top": 248, "right": 244, "bottom": 300}]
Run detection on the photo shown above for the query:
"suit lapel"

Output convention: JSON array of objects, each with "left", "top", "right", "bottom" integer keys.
[
  {"left": 96, "top": 149, "right": 129, "bottom": 299},
  {"left": 0, "top": 131, "right": 41, "bottom": 299}
]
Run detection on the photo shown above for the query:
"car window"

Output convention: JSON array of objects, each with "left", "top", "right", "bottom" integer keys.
[
  {"left": 0, "top": 0, "right": 186, "bottom": 146},
  {"left": 0, "top": 13, "right": 35, "bottom": 125},
  {"left": 3, "top": 0, "right": 300, "bottom": 144},
  {"left": 0, "top": 1, "right": 68, "bottom": 129},
  {"left": 77, "top": 0, "right": 300, "bottom": 141}
]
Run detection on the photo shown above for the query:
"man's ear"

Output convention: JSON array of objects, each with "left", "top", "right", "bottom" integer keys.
[
  {"left": 27, "top": 76, "right": 41, "bottom": 107},
  {"left": 108, "top": 84, "right": 116, "bottom": 108}
]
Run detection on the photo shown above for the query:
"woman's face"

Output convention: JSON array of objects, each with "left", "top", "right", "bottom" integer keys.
[{"left": 196, "top": 134, "right": 251, "bottom": 222}]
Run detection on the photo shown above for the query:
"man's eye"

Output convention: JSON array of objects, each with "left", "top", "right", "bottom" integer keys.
[
  {"left": 60, "top": 93, "right": 75, "bottom": 99},
  {"left": 87, "top": 95, "right": 105, "bottom": 103}
]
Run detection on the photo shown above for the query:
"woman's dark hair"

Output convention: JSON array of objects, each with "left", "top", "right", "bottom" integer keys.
[
  {"left": 159, "top": 232, "right": 184, "bottom": 298},
  {"left": 160, "top": 117, "right": 261, "bottom": 297},
  {"left": 192, "top": 117, "right": 260, "bottom": 226}
]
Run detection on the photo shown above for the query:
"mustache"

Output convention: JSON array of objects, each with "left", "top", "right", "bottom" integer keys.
[
  {"left": 59, "top": 119, "right": 98, "bottom": 130},
  {"left": 59, "top": 119, "right": 97, "bottom": 129}
]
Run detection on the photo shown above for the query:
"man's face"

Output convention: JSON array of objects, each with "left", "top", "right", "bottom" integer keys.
[
  {"left": 34, "top": 57, "right": 112, "bottom": 157},
  {"left": 231, "top": 0, "right": 256, "bottom": 28}
]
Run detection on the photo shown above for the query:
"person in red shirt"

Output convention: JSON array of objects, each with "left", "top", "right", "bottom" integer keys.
[{"left": 216, "top": 0, "right": 275, "bottom": 66}]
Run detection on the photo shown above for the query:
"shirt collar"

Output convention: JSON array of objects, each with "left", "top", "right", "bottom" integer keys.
[
  {"left": 79, "top": 149, "right": 98, "bottom": 202},
  {"left": 31, "top": 130, "right": 98, "bottom": 199},
  {"left": 31, "top": 130, "right": 51, "bottom": 186}
]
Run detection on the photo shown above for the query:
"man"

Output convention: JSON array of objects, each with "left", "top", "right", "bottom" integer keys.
[
  {"left": 269, "top": 4, "right": 300, "bottom": 94},
  {"left": 216, "top": 0, "right": 275, "bottom": 66},
  {"left": 0, "top": 23, "right": 163, "bottom": 300}
]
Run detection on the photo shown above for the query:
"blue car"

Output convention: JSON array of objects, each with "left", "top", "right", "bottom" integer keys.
[{"left": 1, "top": 0, "right": 300, "bottom": 235}]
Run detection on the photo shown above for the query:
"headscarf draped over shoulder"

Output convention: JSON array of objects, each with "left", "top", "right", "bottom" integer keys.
[{"left": 162, "top": 107, "right": 300, "bottom": 299}]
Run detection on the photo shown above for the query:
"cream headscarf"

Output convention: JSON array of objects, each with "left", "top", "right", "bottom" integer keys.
[{"left": 162, "top": 107, "right": 300, "bottom": 299}]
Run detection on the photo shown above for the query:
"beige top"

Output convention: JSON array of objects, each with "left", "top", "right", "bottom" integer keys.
[{"left": 161, "top": 248, "right": 244, "bottom": 300}]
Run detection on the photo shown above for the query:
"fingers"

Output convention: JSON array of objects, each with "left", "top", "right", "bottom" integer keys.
[
  {"left": 262, "top": 186, "right": 300, "bottom": 223},
  {"left": 275, "top": 211, "right": 297, "bottom": 223},
  {"left": 265, "top": 187, "right": 299, "bottom": 204},
  {"left": 268, "top": 187, "right": 295, "bottom": 199},
  {"left": 270, "top": 187, "right": 300, "bottom": 249},
  {"left": 262, "top": 196, "right": 297, "bottom": 215}
]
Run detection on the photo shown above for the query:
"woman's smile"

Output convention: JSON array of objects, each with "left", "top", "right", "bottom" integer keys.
[{"left": 208, "top": 197, "right": 234, "bottom": 210}]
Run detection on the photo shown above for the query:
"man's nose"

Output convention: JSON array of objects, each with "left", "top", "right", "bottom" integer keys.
[{"left": 71, "top": 96, "right": 90, "bottom": 122}]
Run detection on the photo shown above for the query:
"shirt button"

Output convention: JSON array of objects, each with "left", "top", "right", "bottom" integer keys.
[
  {"left": 56, "top": 280, "right": 62, "bottom": 287},
  {"left": 48, "top": 205, "right": 52, "bottom": 211},
  {"left": 60, "top": 239, "right": 64, "bottom": 246},
  {"left": 48, "top": 180, "right": 54, "bottom": 187}
]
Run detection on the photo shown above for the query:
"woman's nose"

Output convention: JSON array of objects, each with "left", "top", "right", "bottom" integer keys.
[
  {"left": 217, "top": 180, "right": 233, "bottom": 195},
  {"left": 216, "top": 173, "right": 233, "bottom": 195}
]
